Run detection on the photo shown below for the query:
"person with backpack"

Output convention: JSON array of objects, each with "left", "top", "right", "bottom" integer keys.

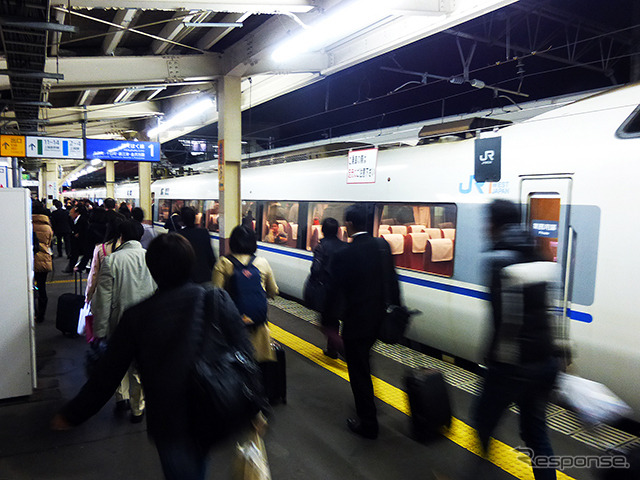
[
  {"left": 212, "top": 226, "right": 278, "bottom": 357},
  {"left": 51, "top": 233, "right": 255, "bottom": 480}
]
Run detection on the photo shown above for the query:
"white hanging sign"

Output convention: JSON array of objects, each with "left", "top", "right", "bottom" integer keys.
[{"left": 347, "top": 148, "right": 378, "bottom": 184}]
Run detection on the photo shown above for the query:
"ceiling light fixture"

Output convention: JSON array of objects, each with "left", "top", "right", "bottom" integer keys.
[
  {"left": 147, "top": 97, "right": 215, "bottom": 139},
  {"left": 183, "top": 22, "right": 243, "bottom": 28},
  {"left": 272, "top": 0, "right": 391, "bottom": 63}
]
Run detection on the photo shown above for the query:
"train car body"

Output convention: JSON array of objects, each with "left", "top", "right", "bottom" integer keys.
[{"left": 149, "top": 84, "right": 640, "bottom": 420}]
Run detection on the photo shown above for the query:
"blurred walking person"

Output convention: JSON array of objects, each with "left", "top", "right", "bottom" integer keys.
[
  {"left": 91, "top": 219, "right": 156, "bottom": 421},
  {"left": 52, "top": 233, "right": 253, "bottom": 480},
  {"left": 32, "top": 200, "right": 53, "bottom": 323},
  {"left": 471, "top": 199, "right": 559, "bottom": 480}
]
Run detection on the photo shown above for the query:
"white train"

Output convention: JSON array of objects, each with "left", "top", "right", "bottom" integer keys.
[{"left": 72, "top": 84, "right": 640, "bottom": 420}]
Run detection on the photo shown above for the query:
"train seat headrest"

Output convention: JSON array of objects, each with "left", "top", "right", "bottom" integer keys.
[
  {"left": 425, "top": 228, "right": 443, "bottom": 239},
  {"left": 390, "top": 225, "right": 408, "bottom": 235},
  {"left": 381, "top": 233, "right": 405, "bottom": 255},
  {"left": 409, "top": 232, "right": 429, "bottom": 253},
  {"left": 428, "top": 238, "right": 454, "bottom": 262}
]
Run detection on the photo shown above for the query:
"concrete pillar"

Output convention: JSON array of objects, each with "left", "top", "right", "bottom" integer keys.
[
  {"left": 138, "top": 161, "right": 152, "bottom": 223},
  {"left": 217, "top": 76, "right": 242, "bottom": 256},
  {"left": 105, "top": 161, "right": 115, "bottom": 199},
  {"left": 10, "top": 158, "right": 21, "bottom": 188},
  {"left": 43, "top": 161, "right": 58, "bottom": 208}
]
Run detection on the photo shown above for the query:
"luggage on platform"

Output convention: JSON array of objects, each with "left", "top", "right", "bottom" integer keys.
[
  {"left": 404, "top": 368, "right": 451, "bottom": 441},
  {"left": 259, "top": 341, "right": 286, "bottom": 405},
  {"left": 56, "top": 271, "right": 84, "bottom": 337}
]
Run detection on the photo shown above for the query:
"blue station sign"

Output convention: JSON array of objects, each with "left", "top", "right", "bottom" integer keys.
[{"left": 85, "top": 139, "right": 160, "bottom": 162}]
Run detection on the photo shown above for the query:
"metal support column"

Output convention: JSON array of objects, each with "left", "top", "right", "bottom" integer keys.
[
  {"left": 106, "top": 161, "right": 115, "bottom": 198},
  {"left": 11, "top": 158, "right": 21, "bottom": 188},
  {"left": 43, "top": 161, "right": 58, "bottom": 208},
  {"left": 138, "top": 162, "right": 152, "bottom": 224},
  {"left": 217, "top": 76, "right": 242, "bottom": 256}
]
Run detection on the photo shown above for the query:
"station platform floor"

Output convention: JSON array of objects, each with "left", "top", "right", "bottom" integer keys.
[{"left": 1, "top": 256, "right": 637, "bottom": 480}]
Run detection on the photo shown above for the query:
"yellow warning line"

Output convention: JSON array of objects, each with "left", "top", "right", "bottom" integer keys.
[
  {"left": 269, "top": 322, "right": 575, "bottom": 480},
  {"left": 47, "top": 279, "right": 76, "bottom": 284}
]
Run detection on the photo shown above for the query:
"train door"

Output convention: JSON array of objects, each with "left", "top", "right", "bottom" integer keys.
[{"left": 520, "top": 175, "right": 574, "bottom": 350}]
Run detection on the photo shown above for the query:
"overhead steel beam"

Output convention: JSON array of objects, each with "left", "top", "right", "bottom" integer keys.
[
  {"left": 150, "top": 10, "right": 211, "bottom": 55},
  {"left": 196, "top": 12, "right": 252, "bottom": 50},
  {"left": 49, "top": 9, "right": 67, "bottom": 57},
  {"left": 53, "top": 1, "right": 316, "bottom": 14},
  {"left": 39, "top": 55, "right": 222, "bottom": 90},
  {"left": 0, "top": 18, "right": 78, "bottom": 33},
  {"left": 0, "top": 69, "right": 64, "bottom": 80},
  {"left": 103, "top": 8, "right": 139, "bottom": 55}
]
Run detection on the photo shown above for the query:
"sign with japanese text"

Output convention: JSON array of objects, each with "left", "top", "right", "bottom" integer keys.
[
  {"left": 0, "top": 135, "right": 26, "bottom": 157},
  {"left": 26, "top": 136, "right": 84, "bottom": 160},
  {"left": 85, "top": 139, "right": 160, "bottom": 162},
  {"left": 531, "top": 220, "right": 559, "bottom": 239},
  {"left": 347, "top": 148, "right": 377, "bottom": 184}
]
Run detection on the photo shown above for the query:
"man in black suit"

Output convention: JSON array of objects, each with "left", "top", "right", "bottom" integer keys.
[
  {"left": 50, "top": 199, "right": 72, "bottom": 258},
  {"left": 63, "top": 204, "right": 91, "bottom": 273},
  {"left": 323, "top": 204, "right": 400, "bottom": 439},
  {"left": 178, "top": 206, "right": 216, "bottom": 283}
]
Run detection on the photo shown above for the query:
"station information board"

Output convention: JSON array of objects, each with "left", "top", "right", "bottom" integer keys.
[
  {"left": 25, "top": 136, "right": 84, "bottom": 160},
  {"left": 85, "top": 139, "right": 160, "bottom": 162},
  {"left": 0, "top": 135, "right": 26, "bottom": 157}
]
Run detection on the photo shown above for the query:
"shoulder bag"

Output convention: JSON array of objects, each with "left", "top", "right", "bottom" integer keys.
[{"left": 189, "top": 288, "right": 267, "bottom": 444}]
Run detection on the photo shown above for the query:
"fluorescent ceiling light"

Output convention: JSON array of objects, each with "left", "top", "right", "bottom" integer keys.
[
  {"left": 147, "top": 97, "right": 215, "bottom": 138},
  {"left": 272, "top": 0, "right": 393, "bottom": 63},
  {"left": 183, "top": 22, "right": 243, "bottom": 28}
]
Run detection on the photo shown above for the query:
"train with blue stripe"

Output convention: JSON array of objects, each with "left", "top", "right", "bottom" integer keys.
[{"left": 71, "top": 83, "right": 640, "bottom": 421}]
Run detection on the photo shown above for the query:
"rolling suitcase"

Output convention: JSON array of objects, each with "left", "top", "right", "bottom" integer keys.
[
  {"left": 56, "top": 271, "right": 85, "bottom": 337},
  {"left": 259, "top": 341, "right": 286, "bottom": 405},
  {"left": 404, "top": 368, "right": 451, "bottom": 441}
]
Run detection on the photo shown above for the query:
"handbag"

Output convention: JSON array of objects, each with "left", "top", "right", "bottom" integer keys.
[
  {"left": 302, "top": 275, "right": 325, "bottom": 312},
  {"left": 189, "top": 288, "right": 267, "bottom": 444},
  {"left": 378, "top": 304, "right": 412, "bottom": 344},
  {"left": 556, "top": 372, "right": 632, "bottom": 425},
  {"left": 232, "top": 430, "right": 272, "bottom": 480}
]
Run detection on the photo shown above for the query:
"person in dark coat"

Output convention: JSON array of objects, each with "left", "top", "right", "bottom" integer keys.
[
  {"left": 50, "top": 199, "right": 72, "bottom": 258},
  {"left": 471, "top": 199, "right": 559, "bottom": 480},
  {"left": 307, "top": 217, "right": 346, "bottom": 358},
  {"left": 179, "top": 206, "right": 216, "bottom": 284},
  {"left": 63, "top": 204, "right": 92, "bottom": 273},
  {"left": 322, "top": 204, "right": 400, "bottom": 439},
  {"left": 51, "top": 233, "right": 253, "bottom": 480}
]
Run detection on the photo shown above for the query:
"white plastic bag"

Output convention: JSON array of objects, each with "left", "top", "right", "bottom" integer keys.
[
  {"left": 232, "top": 431, "right": 272, "bottom": 480},
  {"left": 556, "top": 372, "right": 632, "bottom": 424},
  {"left": 77, "top": 302, "right": 91, "bottom": 335}
]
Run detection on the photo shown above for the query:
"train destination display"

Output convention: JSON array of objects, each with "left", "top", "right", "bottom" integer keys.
[{"left": 85, "top": 139, "right": 161, "bottom": 162}]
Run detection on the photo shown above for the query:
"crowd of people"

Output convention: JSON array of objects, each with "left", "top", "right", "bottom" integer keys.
[{"left": 33, "top": 198, "right": 561, "bottom": 480}]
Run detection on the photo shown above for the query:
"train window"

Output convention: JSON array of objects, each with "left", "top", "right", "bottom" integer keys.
[
  {"left": 616, "top": 105, "right": 640, "bottom": 138},
  {"left": 183, "top": 200, "right": 204, "bottom": 227},
  {"left": 306, "top": 202, "right": 353, "bottom": 250},
  {"left": 203, "top": 200, "right": 220, "bottom": 232},
  {"left": 159, "top": 200, "right": 171, "bottom": 222},
  {"left": 263, "top": 201, "right": 299, "bottom": 247},
  {"left": 376, "top": 203, "right": 457, "bottom": 277},
  {"left": 242, "top": 201, "right": 257, "bottom": 232}
]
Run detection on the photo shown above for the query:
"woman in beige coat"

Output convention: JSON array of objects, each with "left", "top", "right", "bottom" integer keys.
[{"left": 32, "top": 201, "right": 53, "bottom": 323}]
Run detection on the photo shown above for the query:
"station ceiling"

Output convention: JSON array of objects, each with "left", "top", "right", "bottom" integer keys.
[{"left": 0, "top": 0, "right": 638, "bottom": 182}]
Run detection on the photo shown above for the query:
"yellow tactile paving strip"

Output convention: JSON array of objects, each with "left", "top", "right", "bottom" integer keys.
[{"left": 268, "top": 322, "right": 575, "bottom": 480}]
